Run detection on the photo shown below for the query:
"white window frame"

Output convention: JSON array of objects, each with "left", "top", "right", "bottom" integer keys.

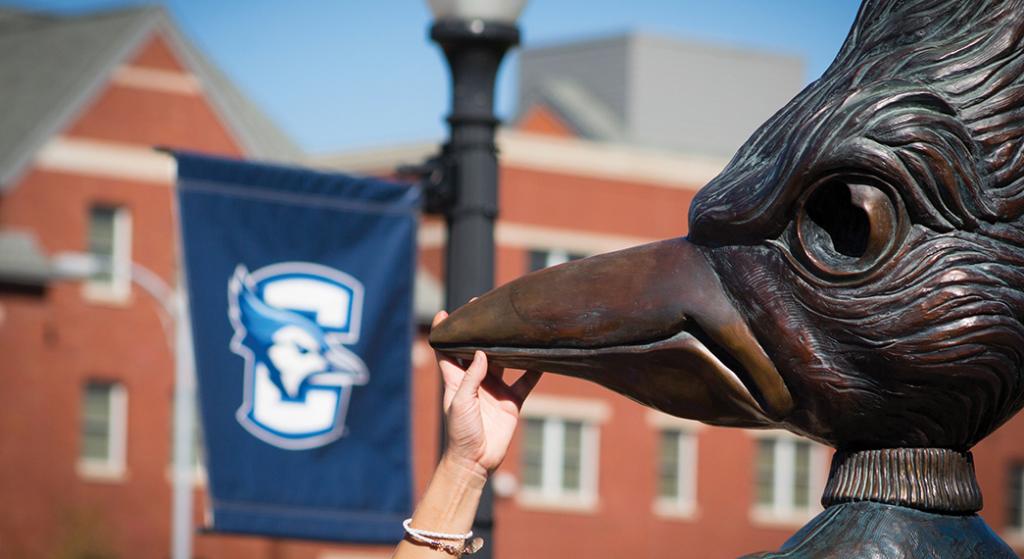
[
  {"left": 648, "top": 411, "right": 701, "bottom": 518},
  {"left": 83, "top": 205, "right": 132, "bottom": 303},
  {"left": 542, "top": 249, "right": 573, "bottom": 268},
  {"left": 749, "top": 430, "right": 827, "bottom": 526},
  {"left": 529, "top": 248, "right": 588, "bottom": 271},
  {"left": 517, "top": 395, "right": 608, "bottom": 512},
  {"left": 77, "top": 382, "right": 128, "bottom": 481}
]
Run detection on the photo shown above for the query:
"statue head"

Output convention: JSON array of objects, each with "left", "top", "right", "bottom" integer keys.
[{"left": 431, "top": 0, "right": 1024, "bottom": 450}]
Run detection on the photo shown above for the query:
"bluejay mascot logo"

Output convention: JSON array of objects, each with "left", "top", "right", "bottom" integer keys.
[{"left": 228, "top": 262, "right": 368, "bottom": 450}]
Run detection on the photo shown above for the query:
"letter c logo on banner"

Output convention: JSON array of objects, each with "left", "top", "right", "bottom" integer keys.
[{"left": 227, "top": 262, "right": 369, "bottom": 450}]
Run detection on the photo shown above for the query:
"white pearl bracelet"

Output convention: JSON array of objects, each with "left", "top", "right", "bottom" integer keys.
[{"left": 402, "top": 519, "right": 484, "bottom": 556}]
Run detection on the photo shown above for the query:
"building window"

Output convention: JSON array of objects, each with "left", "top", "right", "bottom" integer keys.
[
  {"left": 528, "top": 249, "right": 586, "bottom": 272},
  {"left": 1009, "top": 463, "right": 1024, "bottom": 532},
  {"left": 85, "top": 205, "right": 131, "bottom": 301},
  {"left": 78, "top": 381, "right": 127, "bottom": 480},
  {"left": 752, "top": 435, "right": 824, "bottom": 522},
  {"left": 521, "top": 417, "right": 596, "bottom": 500},
  {"left": 518, "top": 395, "right": 607, "bottom": 511},
  {"left": 655, "top": 429, "right": 697, "bottom": 516}
]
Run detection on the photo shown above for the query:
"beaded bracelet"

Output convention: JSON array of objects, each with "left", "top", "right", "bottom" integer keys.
[{"left": 402, "top": 519, "right": 484, "bottom": 556}]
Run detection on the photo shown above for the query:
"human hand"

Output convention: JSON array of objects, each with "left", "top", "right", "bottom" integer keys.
[{"left": 432, "top": 311, "right": 543, "bottom": 481}]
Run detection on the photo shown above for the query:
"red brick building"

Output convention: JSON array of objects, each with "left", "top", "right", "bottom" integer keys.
[{"left": 2, "top": 6, "right": 1024, "bottom": 559}]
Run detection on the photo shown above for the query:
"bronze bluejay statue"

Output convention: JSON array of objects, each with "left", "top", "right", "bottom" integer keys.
[{"left": 431, "top": 0, "right": 1024, "bottom": 556}]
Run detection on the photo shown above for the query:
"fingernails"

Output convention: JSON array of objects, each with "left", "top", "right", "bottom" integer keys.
[{"left": 473, "top": 350, "right": 485, "bottom": 364}]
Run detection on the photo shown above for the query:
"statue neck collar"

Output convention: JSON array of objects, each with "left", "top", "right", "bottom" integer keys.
[{"left": 822, "top": 448, "right": 982, "bottom": 514}]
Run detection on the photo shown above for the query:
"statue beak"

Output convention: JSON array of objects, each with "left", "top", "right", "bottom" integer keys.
[{"left": 429, "top": 238, "right": 793, "bottom": 427}]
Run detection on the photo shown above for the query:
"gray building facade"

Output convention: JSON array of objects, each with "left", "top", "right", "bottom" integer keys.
[{"left": 517, "top": 32, "right": 805, "bottom": 158}]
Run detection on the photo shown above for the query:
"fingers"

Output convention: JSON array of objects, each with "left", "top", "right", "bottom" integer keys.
[
  {"left": 488, "top": 361, "right": 507, "bottom": 382},
  {"left": 432, "top": 310, "right": 462, "bottom": 395},
  {"left": 431, "top": 304, "right": 534, "bottom": 412},
  {"left": 438, "top": 355, "right": 465, "bottom": 391},
  {"left": 480, "top": 371, "right": 516, "bottom": 401},
  {"left": 510, "top": 370, "right": 543, "bottom": 405},
  {"left": 478, "top": 368, "right": 543, "bottom": 409},
  {"left": 453, "top": 351, "right": 488, "bottom": 403}
]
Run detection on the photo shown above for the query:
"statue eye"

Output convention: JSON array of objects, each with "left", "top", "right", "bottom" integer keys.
[{"left": 795, "top": 176, "right": 900, "bottom": 278}]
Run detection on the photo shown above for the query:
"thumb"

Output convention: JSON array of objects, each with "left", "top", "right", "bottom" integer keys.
[{"left": 453, "top": 351, "right": 488, "bottom": 402}]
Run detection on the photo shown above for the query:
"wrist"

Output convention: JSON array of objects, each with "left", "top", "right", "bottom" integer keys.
[
  {"left": 439, "top": 452, "right": 489, "bottom": 488},
  {"left": 405, "top": 454, "right": 486, "bottom": 538}
]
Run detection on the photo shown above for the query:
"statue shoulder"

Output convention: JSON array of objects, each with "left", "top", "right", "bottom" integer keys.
[{"left": 739, "top": 502, "right": 1016, "bottom": 559}]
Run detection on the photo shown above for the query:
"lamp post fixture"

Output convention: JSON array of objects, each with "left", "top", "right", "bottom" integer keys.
[
  {"left": 421, "top": 1, "right": 526, "bottom": 557},
  {"left": 425, "top": 0, "right": 524, "bottom": 310}
]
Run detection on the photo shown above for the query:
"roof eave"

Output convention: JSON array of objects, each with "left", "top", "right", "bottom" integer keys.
[{"left": 0, "top": 6, "right": 162, "bottom": 192}]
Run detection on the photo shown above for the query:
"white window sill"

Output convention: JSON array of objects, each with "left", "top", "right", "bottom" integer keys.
[
  {"left": 652, "top": 498, "right": 698, "bottom": 520},
  {"left": 77, "top": 460, "right": 127, "bottom": 482},
  {"left": 749, "top": 506, "right": 819, "bottom": 527},
  {"left": 517, "top": 490, "right": 598, "bottom": 514}
]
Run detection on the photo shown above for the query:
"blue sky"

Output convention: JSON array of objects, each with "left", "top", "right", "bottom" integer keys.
[{"left": 10, "top": 0, "right": 862, "bottom": 154}]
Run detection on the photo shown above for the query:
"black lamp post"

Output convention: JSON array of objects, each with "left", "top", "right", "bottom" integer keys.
[
  {"left": 425, "top": 1, "right": 523, "bottom": 310},
  {"left": 422, "top": 1, "right": 526, "bottom": 557}
]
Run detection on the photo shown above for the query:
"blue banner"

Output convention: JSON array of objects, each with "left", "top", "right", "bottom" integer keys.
[{"left": 174, "top": 152, "right": 418, "bottom": 543}]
